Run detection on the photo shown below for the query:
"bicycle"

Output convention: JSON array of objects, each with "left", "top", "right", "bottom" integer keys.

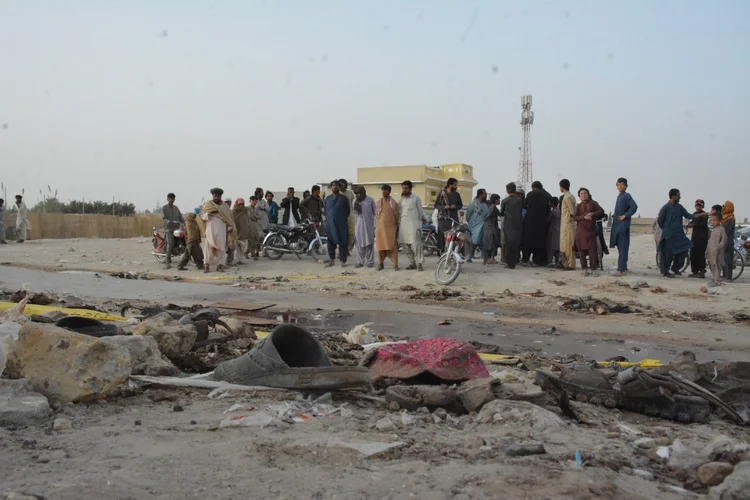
[{"left": 655, "top": 237, "right": 745, "bottom": 280}]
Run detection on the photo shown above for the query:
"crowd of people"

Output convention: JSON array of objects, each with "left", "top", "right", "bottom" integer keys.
[{"left": 155, "top": 178, "right": 739, "bottom": 287}]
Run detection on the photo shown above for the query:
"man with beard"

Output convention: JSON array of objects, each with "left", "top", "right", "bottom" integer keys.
[
  {"left": 522, "top": 181, "right": 551, "bottom": 266},
  {"left": 398, "top": 180, "right": 424, "bottom": 271},
  {"left": 500, "top": 183, "right": 523, "bottom": 269},
  {"left": 324, "top": 180, "right": 350, "bottom": 267},
  {"left": 434, "top": 177, "right": 463, "bottom": 255},
  {"left": 375, "top": 185, "right": 400, "bottom": 271},
  {"left": 198, "top": 188, "right": 237, "bottom": 273},
  {"left": 353, "top": 185, "right": 376, "bottom": 268},
  {"left": 657, "top": 189, "right": 706, "bottom": 278},
  {"left": 300, "top": 185, "right": 325, "bottom": 225},
  {"left": 231, "top": 198, "right": 250, "bottom": 265},
  {"left": 559, "top": 179, "right": 577, "bottom": 270},
  {"left": 280, "top": 187, "right": 301, "bottom": 226}
]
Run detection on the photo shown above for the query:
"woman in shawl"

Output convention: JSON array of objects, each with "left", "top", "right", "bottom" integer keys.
[
  {"left": 721, "top": 201, "right": 736, "bottom": 281},
  {"left": 573, "top": 188, "right": 604, "bottom": 276},
  {"left": 482, "top": 194, "right": 501, "bottom": 265},
  {"left": 466, "top": 189, "right": 488, "bottom": 263}
]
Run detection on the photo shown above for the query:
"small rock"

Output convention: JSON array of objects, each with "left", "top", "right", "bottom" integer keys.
[
  {"left": 102, "top": 335, "right": 180, "bottom": 376},
  {"left": 709, "top": 460, "right": 750, "bottom": 499},
  {"left": 52, "top": 418, "right": 72, "bottom": 431},
  {"left": 457, "top": 378, "right": 495, "bottom": 413},
  {"left": 134, "top": 420, "right": 142, "bottom": 426},
  {"left": 432, "top": 414, "right": 443, "bottom": 425},
  {"left": 190, "top": 420, "right": 197, "bottom": 425},
  {"left": 173, "top": 405, "right": 184, "bottom": 412},
  {"left": 698, "top": 461, "right": 734, "bottom": 486},
  {"left": 632, "top": 469, "right": 654, "bottom": 480},
  {"left": 0, "top": 379, "right": 51, "bottom": 428},
  {"left": 399, "top": 285, "right": 417, "bottom": 292},
  {"left": 432, "top": 408, "right": 447, "bottom": 420},
  {"left": 374, "top": 416, "right": 396, "bottom": 432},
  {"left": 634, "top": 437, "right": 656, "bottom": 450},
  {"left": 400, "top": 412, "right": 417, "bottom": 427},
  {"left": 132, "top": 313, "right": 197, "bottom": 360},
  {"left": 703, "top": 435, "right": 749, "bottom": 461},
  {"left": 387, "top": 401, "right": 400, "bottom": 412},
  {"left": 504, "top": 442, "right": 546, "bottom": 457}
]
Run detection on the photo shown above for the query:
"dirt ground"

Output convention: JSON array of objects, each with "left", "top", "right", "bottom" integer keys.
[{"left": 2, "top": 235, "right": 750, "bottom": 499}]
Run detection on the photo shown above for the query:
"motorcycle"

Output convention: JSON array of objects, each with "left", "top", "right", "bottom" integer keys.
[
  {"left": 434, "top": 218, "right": 470, "bottom": 285},
  {"left": 397, "top": 225, "right": 439, "bottom": 256},
  {"left": 152, "top": 225, "right": 186, "bottom": 263},
  {"left": 262, "top": 220, "right": 327, "bottom": 260}
]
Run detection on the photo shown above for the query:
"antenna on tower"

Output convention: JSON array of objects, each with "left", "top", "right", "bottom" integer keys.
[{"left": 517, "top": 95, "right": 534, "bottom": 193}]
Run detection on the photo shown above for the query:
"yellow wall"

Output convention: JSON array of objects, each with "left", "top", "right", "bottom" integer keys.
[{"left": 355, "top": 164, "right": 477, "bottom": 207}]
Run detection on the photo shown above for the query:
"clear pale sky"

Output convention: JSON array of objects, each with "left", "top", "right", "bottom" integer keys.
[{"left": 1, "top": 0, "right": 748, "bottom": 217}]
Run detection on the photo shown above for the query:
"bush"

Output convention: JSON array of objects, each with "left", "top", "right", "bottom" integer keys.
[{"left": 30, "top": 197, "right": 136, "bottom": 216}]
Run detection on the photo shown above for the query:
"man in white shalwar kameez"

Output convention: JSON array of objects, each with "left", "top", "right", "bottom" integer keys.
[
  {"left": 398, "top": 181, "right": 425, "bottom": 271},
  {"left": 14, "top": 195, "right": 30, "bottom": 243},
  {"left": 199, "top": 188, "right": 236, "bottom": 273}
]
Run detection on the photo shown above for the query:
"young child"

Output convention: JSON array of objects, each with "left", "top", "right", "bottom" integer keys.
[
  {"left": 546, "top": 197, "right": 561, "bottom": 268},
  {"left": 706, "top": 213, "right": 727, "bottom": 287}
]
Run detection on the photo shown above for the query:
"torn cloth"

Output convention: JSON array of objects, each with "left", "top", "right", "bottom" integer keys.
[{"left": 368, "top": 338, "right": 489, "bottom": 382}]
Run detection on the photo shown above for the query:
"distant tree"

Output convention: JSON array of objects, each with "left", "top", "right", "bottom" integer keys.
[{"left": 30, "top": 198, "right": 136, "bottom": 216}]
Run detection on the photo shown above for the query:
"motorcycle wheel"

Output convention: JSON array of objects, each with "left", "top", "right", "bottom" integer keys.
[
  {"left": 425, "top": 233, "right": 438, "bottom": 256},
  {"left": 435, "top": 253, "right": 461, "bottom": 286},
  {"left": 264, "top": 234, "right": 286, "bottom": 260},
  {"left": 732, "top": 249, "right": 745, "bottom": 280},
  {"left": 309, "top": 239, "right": 326, "bottom": 257}
]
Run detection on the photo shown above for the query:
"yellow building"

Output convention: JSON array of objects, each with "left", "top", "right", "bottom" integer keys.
[{"left": 354, "top": 164, "right": 477, "bottom": 208}]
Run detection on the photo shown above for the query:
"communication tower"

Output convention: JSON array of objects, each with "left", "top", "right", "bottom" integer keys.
[{"left": 517, "top": 95, "right": 534, "bottom": 192}]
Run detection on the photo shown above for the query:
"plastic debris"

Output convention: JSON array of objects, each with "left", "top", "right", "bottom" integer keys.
[
  {"left": 219, "top": 413, "right": 274, "bottom": 428},
  {"left": 574, "top": 450, "right": 583, "bottom": 469}
]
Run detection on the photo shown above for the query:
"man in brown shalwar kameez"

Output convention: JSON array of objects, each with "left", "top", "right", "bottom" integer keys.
[
  {"left": 559, "top": 179, "right": 577, "bottom": 270},
  {"left": 573, "top": 188, "right": 604, "bottom": 276},
  {"left": 375, "top": 184, "right": 399, "bottom": 271}
]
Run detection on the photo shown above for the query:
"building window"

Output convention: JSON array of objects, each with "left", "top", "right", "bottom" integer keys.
[{"left": 464, "top": 169, "right": 469, "bottom": 174}]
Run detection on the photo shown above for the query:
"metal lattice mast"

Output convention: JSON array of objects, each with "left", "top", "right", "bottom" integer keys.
[{"left": 517, "top": 95, "right": 534, "bottom": 192}]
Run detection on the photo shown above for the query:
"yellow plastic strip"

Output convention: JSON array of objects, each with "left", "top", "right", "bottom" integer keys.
[{"left": 0, "top": 302, "right": 127, "bottom": 322}]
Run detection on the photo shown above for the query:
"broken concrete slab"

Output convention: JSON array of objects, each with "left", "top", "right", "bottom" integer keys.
[
  {"left": 5, "top": 322, "right": 132, "bottom": 403},
  {"left": 217, "top": 316, "right": 257, "bottom": 340},
  {"left": 327, "top": 438, "right": 406, "bottom": 457},
  {"left": 132, "top": 312, "right": 197, "bottom": 359},
  {"left": 0, "top": 378, "right": 51, "bottom": 428},
  {"left": 102, "top": 335, "right": 180, "bottom": 376},
  {"left": 477, "top": 399, "right": 566, "bottom": 439}
]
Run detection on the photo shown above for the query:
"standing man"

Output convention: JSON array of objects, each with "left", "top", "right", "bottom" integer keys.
[
  {"left": 177, "top": 208, "right": 205, "bottom": 271},
  {"left": 466, "top": 189, "right": 488, "bottom": 263},
  {"left": 483, "top": 194, "right": 502, "bottom": 265},
  {"left": 375, "top": 184, "right": 400, "bottom": 271},
  {"left": 559, "top": 179, "right": 577, "bottom": 270},
  {"left": 398, "top": 180, "right": 425, "bottom": 271},
  {"left": 199, "top": 188, "right": 236, "bottom": 273},
  {"left": 324, "top": 180, "right": 350, "bottom": 267},
  {"left": 434, "top": 178, "right": 464, "bottom": 255},
  {"left": 266, "top": 191, "right": 279, "bottom": 224},
  {"left": 246, "top": 196, "right": 262, "bottom": 260},
  {"left": 0, "top": 198, "right": 6, "bottom": 244},
  {"left": 721, "top": 201, "right": 736, "bottom": 281},
  {"left": 161, "top": 193, "right": 184, "bottom": 269},
  {"left": 657, "top": 189, "right": 706, "bottom": 278},
  {"left": 687, "top": 199, "right": 709, "bottom": 279},
  {"left": 339, "top": 179, "right": 356, "bottom": 252},
  {"left": 14, "top": 195, "right": 29, "bottom": 243},
  {"left": 609, "top": 178, "right": 638, "bottom": 277},
  {"left": 353, "top": 185, "right": 376, "bottom": 268},
  {"left": 574, "top": 188, "right": 605, "bottom": 276},
  {"left": 280, "top": 188, "right": 301, "bottom": 226},
  {"left": 500, "top": 183, "right": 523, "bottom": 269},
  {"left": 231, "top": 198, "right": 250, "bottom": 265},
  {"left": 254, "top": 187, "right": 270, "bottom": 238},
  {"left": 300, "top": 185, "right": 325, "bottom": 225},
  {"left": 522, "top": 181, "right": 551, "bottom": 266}
]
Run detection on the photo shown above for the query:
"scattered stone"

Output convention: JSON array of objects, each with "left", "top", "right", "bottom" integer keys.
[
  {"left": 432, "top": 408, "right": 447, "bottom": 420},
  {"left": 650, "top": 287, "right": 667, "bottom": 294},
  {"left": 709, "top": 460, "right": 750, "bottom": 499},
  {"left": 504, "top": 442, "right": 546, "bottom": 457},
  {"left": 399, "top": 285, "right": 417, "bottom": 292},
  {"left": 702, "top": 435, "right": 749, "bottom": 461},
  {"left": 0, "top": 379, "right": 51, "bottom": 428},
  {"left": 173, "top": 405, "right": 184, "bottom": 412},
  {"left": 634, "top": 437, "right": 656, "bottom": 450},
  {"left": 102, "top": 335, "right": 180, "bottom": 376},
  {"left": 36, "top": 449, "right": 66, "bottom": 463},
  {"left": 52, "top": 418, "right": 72, "bottom": 431},
  {"left": 134, "top": 420, "right": 142, "bottom": 426},
  {"left": 217, "top": 316, "right": 257, "bottom": 340},
  {"left": 387, "top": 401, "right": 400, "bottom": 412},
  {"left": 374, "top": 416, "right": 396, "bottom": 432},
  {"left": 698, "top": 461, "right": 734, "bottom": 486},
  {"left": 457, "top": 378, "right": 495, "bottom": 413},
  {"left": 632, "top": 469, "right": 654, "bottom": 480},
  {"left": 668, "top": 438, "right": 705, "bottom": 472},
  {"left": 132, "top": 312, "right": 197, "bottom": 359},
  {"left": 478, "top": 400, "right": 565, "bottom": 439},
  {"left": 385, "top": 385, "right": 461, "bottom": 413},
  {"left": 5, "top": 323, "right": 131, "bottom": 403},
  {"left": 400, "top": 412, "right": 416, "bottom": 427},
  {"left": 190, "top": 420, "right": 197, "bottom": 425}
]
